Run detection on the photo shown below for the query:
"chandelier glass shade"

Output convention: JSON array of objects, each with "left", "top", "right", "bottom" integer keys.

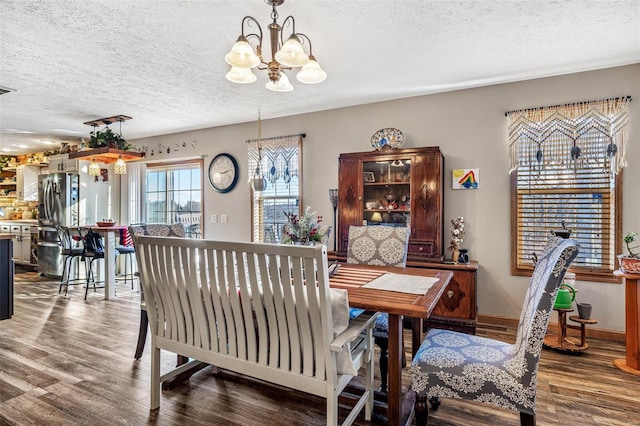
[{"left": 224, "top": 0, "right": 326, "bottom": 91}]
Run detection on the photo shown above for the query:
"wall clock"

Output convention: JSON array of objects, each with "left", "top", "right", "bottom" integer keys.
[{"left": 208, "top": 153, "right": 239, "bottom": 193}]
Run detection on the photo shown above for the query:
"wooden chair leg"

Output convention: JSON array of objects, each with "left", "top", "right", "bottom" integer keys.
[
  {"left": 429, "top": 396, "right": 441, "bottom": 410},
  {"left": 415, "top": 395, "right": 429, "bottom": 426},
  {"left": 375, "top": 335, "right": 406, "bottom": 393},
  {"left": 520, "top": 411, "right": 535, "bottom": 426},
  {"left": 134, "top": 309, "right": 149, "bottom": 359},
  {"left": 375, "top": 336, "right": 389, "bottom": 393}
]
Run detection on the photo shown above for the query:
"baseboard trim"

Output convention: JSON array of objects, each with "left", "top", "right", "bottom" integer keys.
[{"left": 477, "top": 314, "right": 626, "bottom": 343}]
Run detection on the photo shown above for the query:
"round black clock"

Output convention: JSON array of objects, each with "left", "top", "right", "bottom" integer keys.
[{"left": 208, "top": 153, "right": 239, "bottom": 193}]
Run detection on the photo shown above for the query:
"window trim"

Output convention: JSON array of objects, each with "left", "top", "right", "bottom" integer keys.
[
  {"left": 144, "top": 158, "right": 203, "bottom": 237},
  {"left": 510, "top": 171, "right": 623, "bottom": 283}
]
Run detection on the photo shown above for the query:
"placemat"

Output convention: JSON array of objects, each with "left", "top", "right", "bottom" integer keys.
[{"left": 362, "top": 273, "right": 438, "bottom": 295}]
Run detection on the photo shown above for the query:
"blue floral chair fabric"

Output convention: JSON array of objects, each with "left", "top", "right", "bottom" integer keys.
[
  {"left": 410, "top": 237, "right": 579, "bottom": 426},
  {"left": 347, "top": 225, "right": 410, "bottom": 392}
]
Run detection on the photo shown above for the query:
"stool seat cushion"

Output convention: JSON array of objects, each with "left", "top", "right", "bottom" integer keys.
[
  {"left": 116, "top": 246, "right": 136, "bottom": 254},
  {"left": 62, "top": 248, "right": 84, "bottom": 256}
]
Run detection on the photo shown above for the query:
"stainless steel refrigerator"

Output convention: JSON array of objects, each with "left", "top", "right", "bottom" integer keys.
[{"left": 37, "top": 173, "right": 79, "bottom": 276}]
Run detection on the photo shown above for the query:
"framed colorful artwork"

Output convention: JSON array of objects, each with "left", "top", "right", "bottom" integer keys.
[{"left": 452, "top": 168, "right": 479, "bottom": 189}]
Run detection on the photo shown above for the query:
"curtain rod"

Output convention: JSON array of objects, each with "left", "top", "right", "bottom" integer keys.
[
  {"left": 504, "top": 95, "right": 632, "bottom": 117},
  {"left": 246, "top": 133, "right": 306, "bottom": 143}
]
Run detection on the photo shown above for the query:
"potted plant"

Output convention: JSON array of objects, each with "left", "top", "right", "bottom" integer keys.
[
  {"left": 89, "top": 127, "right": 132, "bottom": 150},
  {"left": 282, "top": 206, "right": 324, "bottom": 245},
  {"left": 618, "top": 231, "right": 640, "bottom": 274}
]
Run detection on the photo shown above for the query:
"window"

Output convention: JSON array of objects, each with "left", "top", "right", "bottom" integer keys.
[
  {"left": 248, "top": 134, "right": 303, "bottom": 243},
  {"left": 508, "top": 97, "right": 630, "bottom": 282},
  {"left": 145, "top": 160, "right": 202, "bottom": 238}
]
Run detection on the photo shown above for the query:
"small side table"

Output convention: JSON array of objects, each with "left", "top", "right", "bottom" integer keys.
[
  {"left": 543, "top": 308, "right": 591, "bottom": 353},
  {"left": 568, "top": 316, "right": 598, "bottom": 348},
  {"left": 613, "top": 270, "right": 640, "bottom": 376}
]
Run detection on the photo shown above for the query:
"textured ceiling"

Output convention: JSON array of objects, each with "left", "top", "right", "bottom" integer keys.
[{"left": 1, "top": 0, "right": 639, "bottom": 154}]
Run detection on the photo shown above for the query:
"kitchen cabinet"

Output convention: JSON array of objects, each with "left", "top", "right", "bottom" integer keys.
[
  {"left": 0, "top": 166, "right": 17, "bottom": 201},
  {"left": 47, "top": 154, "right": 79, "bottom": 173},
  {"left": 3, "top": 222, "right": 37, "bottom": 266},
  {"left": 337, "top": 146, "right": 444, "bottom": 262},
  {"left": 418, "top": 260, "right": 478, "bottom": 334},
  {"left": 16, "top": 165, "right": 40, "bottom": 201}
]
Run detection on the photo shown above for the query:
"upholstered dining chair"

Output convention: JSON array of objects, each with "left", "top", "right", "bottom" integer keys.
[
  {"left": 410, "top": 236, "right": 579, "bottom": 426},
  {"left": 129, "top": 223, "right": 186, "bottom": 359},
  {"left": 347, "top": 225, "right": 410, "bottom": 392}
]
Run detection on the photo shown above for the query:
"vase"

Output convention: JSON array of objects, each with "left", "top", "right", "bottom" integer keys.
[
  {"left": 618, "top": 255, "right": 640, "bottom": 274},
  {"left": 451, "top": 246, "right": 460, "bottom": 264}
]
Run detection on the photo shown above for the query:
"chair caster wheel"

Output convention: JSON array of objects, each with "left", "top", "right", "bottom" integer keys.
[{"left": 429, "top": 396, "right": 441, "bottom": 411}]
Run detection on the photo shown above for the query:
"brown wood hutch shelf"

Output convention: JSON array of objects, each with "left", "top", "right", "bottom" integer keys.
[{"left": 334, "top": 146, "right": 478, "bottom": 334}]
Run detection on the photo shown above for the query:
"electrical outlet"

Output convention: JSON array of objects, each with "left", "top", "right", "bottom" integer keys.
[
  {"left": 221, "top": 214, "right": 228, "bottom": 224},
  {"left": 210, "top": 214, "right": 217, "bottom": 223}
]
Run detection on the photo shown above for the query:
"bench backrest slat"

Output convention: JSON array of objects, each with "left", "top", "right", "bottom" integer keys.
[{"left": 134, "top": 237, "right": 335, "bottom": 379}]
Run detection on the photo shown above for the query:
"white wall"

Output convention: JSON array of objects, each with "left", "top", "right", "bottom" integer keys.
[
  {"left": 130, "top": 64, "right": 640, "bottom": 332},
  {"left": 78, "top": 160, "right": 121, "bottom": 226}
]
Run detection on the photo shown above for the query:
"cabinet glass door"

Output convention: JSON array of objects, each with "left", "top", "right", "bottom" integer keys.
[{"left": 362, "top": 158, "right": 411, "bottom": 227}]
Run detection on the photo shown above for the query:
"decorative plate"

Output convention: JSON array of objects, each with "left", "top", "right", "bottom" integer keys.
[{"left": 370, "top": 128, "right": 405, "bottom": 150}]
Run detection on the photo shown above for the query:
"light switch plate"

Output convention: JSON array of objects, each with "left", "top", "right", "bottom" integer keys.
[
  {"left": 221, "top": 214, "right": 228, "bottom": 224},
  {"left": 211, "top": 214, "right": 217, "bottom": 223}
]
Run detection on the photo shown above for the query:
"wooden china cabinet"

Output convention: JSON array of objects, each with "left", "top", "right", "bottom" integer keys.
[{"left": 333, "top": 146, "right": 478, "bottom": 334}]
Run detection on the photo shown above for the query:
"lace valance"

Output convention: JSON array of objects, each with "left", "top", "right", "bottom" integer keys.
[
  {"left": 507, "top": 96, "right": 631, "bottom": 175},
  {"left": 247, "top": 134, "right": 302, "bottom": 183}
]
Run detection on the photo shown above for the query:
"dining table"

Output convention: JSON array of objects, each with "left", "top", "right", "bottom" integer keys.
[
  {"left": 329, "top": 263, "right": 453, "bottom": 426},
  {"left": 158, "top": 258, "right": 453, "bottom": 425},
  {"left": 73, "top": 225, "right": 128, "bottom": 300}
]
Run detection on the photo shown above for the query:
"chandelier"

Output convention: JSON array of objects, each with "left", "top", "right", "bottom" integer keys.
[{"left": 224, "top": 0, "right": 327, "bottom": 92}]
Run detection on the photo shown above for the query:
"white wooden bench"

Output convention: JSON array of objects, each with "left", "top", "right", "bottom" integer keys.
[{"left": 133, "top": 236, "right": 378, "bottom": 426}]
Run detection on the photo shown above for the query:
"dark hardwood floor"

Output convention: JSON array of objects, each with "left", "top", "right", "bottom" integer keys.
[{"left": 1, "top": 268, "right": 639, "bottom": 425}]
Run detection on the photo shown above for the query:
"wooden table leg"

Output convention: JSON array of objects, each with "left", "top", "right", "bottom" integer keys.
[
  {"left": 557, "top": 310, "right": 566, "bottom": 346},
  {"left": 388, "top": 314, "right": 403, "bottom": 426},
  {"left": 613, "top": 273, "right": 640, "bottom": 376}
]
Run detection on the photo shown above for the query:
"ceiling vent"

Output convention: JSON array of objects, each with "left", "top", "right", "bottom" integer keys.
[{"left": 0, "top": 86, "right": 16, "bottom": 95}]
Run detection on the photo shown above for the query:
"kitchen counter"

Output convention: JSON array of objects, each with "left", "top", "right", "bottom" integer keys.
[
  {"left": 0, "top": 233, "right": 14, "bottom": 239},
  {"left": 0, "top": 219, "right": 38, "bottom": 225}
]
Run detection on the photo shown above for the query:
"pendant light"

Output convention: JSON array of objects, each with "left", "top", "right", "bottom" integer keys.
[
  {"left": 114, "top": 155, "right": 127, "bottom": 174},
  {"left": 88, "top": 158, "right": 101, "bottom": 176},
  {"left": 251, "top": 110, "right": 267, "bottom": 192}
]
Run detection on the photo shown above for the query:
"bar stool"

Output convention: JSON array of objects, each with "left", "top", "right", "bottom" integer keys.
[
  {"left": 57, "top": 226, "right": 86, "bottom": 296},
  {"left": 116, "top": 228, "right": 136, "bottom": 289},
  {"left": 81, "top": 228, "right": 106, "bottom": 300}
]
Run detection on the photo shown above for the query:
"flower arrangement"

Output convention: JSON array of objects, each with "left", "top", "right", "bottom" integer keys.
[
  {"left": 282, "top": 206, "right": 323, "bottom": 245},
  {"left": 449, "top": 216, "right": 465, "bottom": 249},
  {"left": 448, "top": 216, "right": 465, "bottom": 262},
  {"left": 623, "top": 231, "right": 639, "bottom": 258}
]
